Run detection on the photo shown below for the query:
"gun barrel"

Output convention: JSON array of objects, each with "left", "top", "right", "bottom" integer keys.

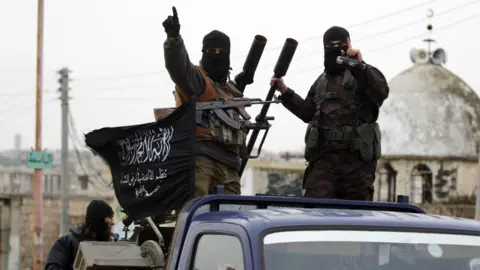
[
  {"left": 251, "top": 100, "right": 282, "bottom": 104},
  {"left": 273, "top": 38, "right": 298, "bottom": 78},
  {"left": 242, "top": 35, "right": 267, "bottom": 75},
  {"left": 239, "top": 38, "right": 299, "bottom": 177},
  {"left": 259, "top": 38, "right": 298, "bottom": 117}
]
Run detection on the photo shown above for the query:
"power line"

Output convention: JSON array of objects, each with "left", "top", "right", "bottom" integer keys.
[
  {"left": 288, "top": 12, "right": 480, "bottom": 76},
  {"left": 68, "top": 126, "right": 113, "bottom": 192},
  {"left": 76, "top": 96, "right": 164, "bottom": 101},
  {"left": 67, "top": 108, "right": 113, "bottom": 189},
  {"left": 68, "top": 132, "right": 113, "bottom": 194},
  {"left": 72, "top": 0, "right": 439, "bottom": 82},
  {"left": 0, "top": 97, "right": 57, "bottom": 115},
  {"left": 73, "top": 84, "right": 163, "bottom": 92},
  {"left": 68, "top": 11, "right": 480, "bottom": 100},
  {"left": 0, "top": 89, "right": 53, "bottom": 97},
  {"left": 6, "top": 2, "right": 472, "bottom": 103},
  {"left": 1, "top": 85, "right": 161, "bottom": 97},
  {"left": 258, "top": 0, "right": 442, "bottom": 54},
  {"left": 272, "top": 0, "right": 480, "bottom": 66},
  {"left": 74, "top": 71, "right": 164, "bottom": 82}
]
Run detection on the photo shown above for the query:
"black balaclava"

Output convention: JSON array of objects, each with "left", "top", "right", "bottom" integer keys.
[
  {"left": 323, "top": 26, "right": 350, "bottom": 75},
  {"left": 83, "top": 200, "right": 114, "bottom": 241},
  {"left": 201, "top": 30, "right": 231, "bottom": 82}
]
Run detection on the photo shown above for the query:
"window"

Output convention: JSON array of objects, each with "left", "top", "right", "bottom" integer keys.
[
  {"left": 263, "top": 230, "right": 480, "bottom": 270},
  {"left": 192, "top": 234, "right": 244, "bottom": 270},
  {"left": 56, "top": 175, "right": 61, "bottom": 190},
  {"left": 78, "top": 175, "right": 88, "bottom": 190}
]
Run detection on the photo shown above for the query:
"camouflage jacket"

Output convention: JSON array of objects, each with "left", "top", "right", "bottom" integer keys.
[{"left": 278, "top": 65, "right": 389, "bottom": 126}]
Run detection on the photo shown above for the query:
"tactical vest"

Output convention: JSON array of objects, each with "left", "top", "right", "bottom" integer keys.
[
  {"left": 175, "top": 66, "right": 247, "bottom": 150},
  {"left": 304, "top": 69, "right": 382, "bottom": 162}
]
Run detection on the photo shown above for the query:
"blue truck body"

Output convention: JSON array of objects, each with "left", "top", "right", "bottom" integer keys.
[
  {"left": 165, "top": 194, "right": 480, "bottom": 270},
  {"left": 74, "top": 192, "right": 480, "bottom": 269}
]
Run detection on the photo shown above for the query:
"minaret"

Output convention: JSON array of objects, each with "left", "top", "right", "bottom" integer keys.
[
  {"left": 409, "top": 9, "right": 447, "bottom": 65},
  {"left": 424, "top": 8, "right": 435, "bottom": 58}
]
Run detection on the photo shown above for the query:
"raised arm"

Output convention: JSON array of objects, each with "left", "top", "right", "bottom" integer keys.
[
  {"left": 278, "top": 86, "right": 317, "bottom": 123},
  {"left": 361, "top": 64, "right": 389, "bottom": 107},
  {"left": 343, "top": 38, "right": 389, "bottom": 107},
  {"left": 272, "top": 77, "right": 317, "bottom": 123},
  {"left": 162, "top": 6, "right": 205, "bottom": 97}
]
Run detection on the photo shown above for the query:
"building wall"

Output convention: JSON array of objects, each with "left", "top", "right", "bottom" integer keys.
[
  {"left": 243, "top": 158, "right": 478, "bottom": 204},
  {"left": 240, "top": 160, "right": 305, "bottom": 196},
  {"left": 0, "top": 200, "right": 10, "bottom": 270},
  {"left": 13, "top": 197, "right": 113, "bottom": 270},
  {"left": 375, "top": 158, "right": 479, "bottom": 203}
]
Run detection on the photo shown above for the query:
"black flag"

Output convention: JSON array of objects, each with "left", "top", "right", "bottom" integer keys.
[{"left": 85, "top": 98, "right": 196, "bottom": 221}]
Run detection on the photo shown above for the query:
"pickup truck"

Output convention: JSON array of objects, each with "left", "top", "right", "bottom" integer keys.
[{"left": 73, "top": 189, "right": 480, "bottom": 270}]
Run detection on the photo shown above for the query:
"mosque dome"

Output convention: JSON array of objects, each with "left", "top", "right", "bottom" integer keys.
[{"left": 377, "top": 41, "right": 480, "bottom": 159}]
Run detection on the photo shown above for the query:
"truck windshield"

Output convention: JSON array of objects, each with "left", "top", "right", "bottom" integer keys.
[{"left": 263, "top": 230, "right": 480, "bottom": 270}]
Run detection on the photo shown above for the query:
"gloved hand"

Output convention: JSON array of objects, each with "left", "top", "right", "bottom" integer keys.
[
  {"left": 162, "top": 6, "right": 180, "bottom": 38},
  {"left": 235, "top": 71, "right": 254, "bottom": 86}
]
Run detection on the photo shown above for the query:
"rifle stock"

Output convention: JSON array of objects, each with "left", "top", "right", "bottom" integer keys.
[{"left": 239, "top": 38, "right": 298, "bottom": 177}]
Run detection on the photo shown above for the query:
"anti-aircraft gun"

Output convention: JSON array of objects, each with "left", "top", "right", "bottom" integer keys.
[{"left": 73, "top": 36, "right": 299, "bottom": 270}]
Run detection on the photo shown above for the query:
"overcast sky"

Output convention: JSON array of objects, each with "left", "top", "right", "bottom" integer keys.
[{"left": 0, "top": 0, "right": 478, "bottom": 153}]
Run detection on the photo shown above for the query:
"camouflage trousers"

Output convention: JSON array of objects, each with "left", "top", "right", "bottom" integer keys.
[
  {"left": 173, "top": 156, "right": 240, "bottom": 217},
  {"left": 194, "top": 155, "right": 241, "bottom": 196},
  {"left": 303, "top": 149, "right": 376, "bottom": 201}
]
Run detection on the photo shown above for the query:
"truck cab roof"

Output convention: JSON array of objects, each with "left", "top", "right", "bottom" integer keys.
[{"left": 192, "top": 207, "right": 480, "bottom": 234}]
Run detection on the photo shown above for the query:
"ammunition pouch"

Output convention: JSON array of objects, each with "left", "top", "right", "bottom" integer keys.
[
  {"left": 304, "top": 124, "right": 356, "bottom": 161},
  {"left": 196, "top": 109, "right": 247, "bottom": 147},
  {"left": 304, "top": 122, "right": 381, "bottom": 162},
  {"left": 350, "top": 122, "right": 381, "bottom": 162},
  {"left": 304, "top": 122, "right": 320, "bottom": 161}
]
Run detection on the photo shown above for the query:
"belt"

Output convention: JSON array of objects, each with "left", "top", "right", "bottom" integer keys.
[{"left": 320, "top": 125, "right": 356, "bottom": 141}]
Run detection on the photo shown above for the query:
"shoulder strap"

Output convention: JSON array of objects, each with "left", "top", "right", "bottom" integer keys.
[
  {"left": 173, "top": 86, "right": 184, "bottom": 107},
  {"left": 342, "top": 69, "right": 356, "bottom": 102},
  {"left": 225, "top": 82, "right": 244, "bottom": 98},
  {"left": 312, "top": 73, "right": 327, "bottom": 125},
  {"left": 204, "top": 76, "right": 243, "bottom": 99},
  {"left": 195, "top": 66, "right": 243, "bottom": 99},
  {"left": 315, "top": 73, "right": 328, "bottom": 96}
]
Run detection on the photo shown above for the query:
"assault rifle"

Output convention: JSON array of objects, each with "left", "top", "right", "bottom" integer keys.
[
  {"left": 196, "top": 98, "right": 282, "bottom": 130},
  {"left": 238, "top": 38, "right": 299, "bottom": 177}
]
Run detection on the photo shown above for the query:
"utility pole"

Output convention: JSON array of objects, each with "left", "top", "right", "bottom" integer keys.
[
  {"left": 59, "top": 68, "right": 71, "bottom": 235},
  {"left": 33, "top": 0, "right": 45, "bottom": 269},
  {"left": 476, "top": 149, "right": 480, "bottom": 221}
]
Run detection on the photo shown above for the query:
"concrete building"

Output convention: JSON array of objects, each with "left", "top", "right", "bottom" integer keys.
[
  {"left": 0, "top": 166, "right": 114, "bottom": 270},
  {"left": 375, "top": 41, "right": 480, "bottom": 204}
]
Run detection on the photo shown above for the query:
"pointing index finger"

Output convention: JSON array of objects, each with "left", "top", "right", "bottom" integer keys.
[
  {"left": 172, "top": 6, "right": 178, "bottom": 18},
  {"left": 347, "top": 37, "right": 352, "bottom": 49}
]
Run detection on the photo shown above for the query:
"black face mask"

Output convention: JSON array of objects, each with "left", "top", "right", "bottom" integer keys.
[
  {"left": 88, "top": 220, "right": 111, "bottom": 241},
  {"left": 201, "top": 30, "right": 231, "bottom": 82},
  {"left": 324, "top": 45, "right": 348, "bottom": 75},
  {"left": 322, "top": 26, "right": 350, "bottom": 75},
  {"left": 201, "top": 51, "right": 230, "bottom": 82}
]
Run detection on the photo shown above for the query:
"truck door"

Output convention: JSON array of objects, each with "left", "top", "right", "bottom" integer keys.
[{"left": 177, "top": 223, "right": 253, "bottom": 270}]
